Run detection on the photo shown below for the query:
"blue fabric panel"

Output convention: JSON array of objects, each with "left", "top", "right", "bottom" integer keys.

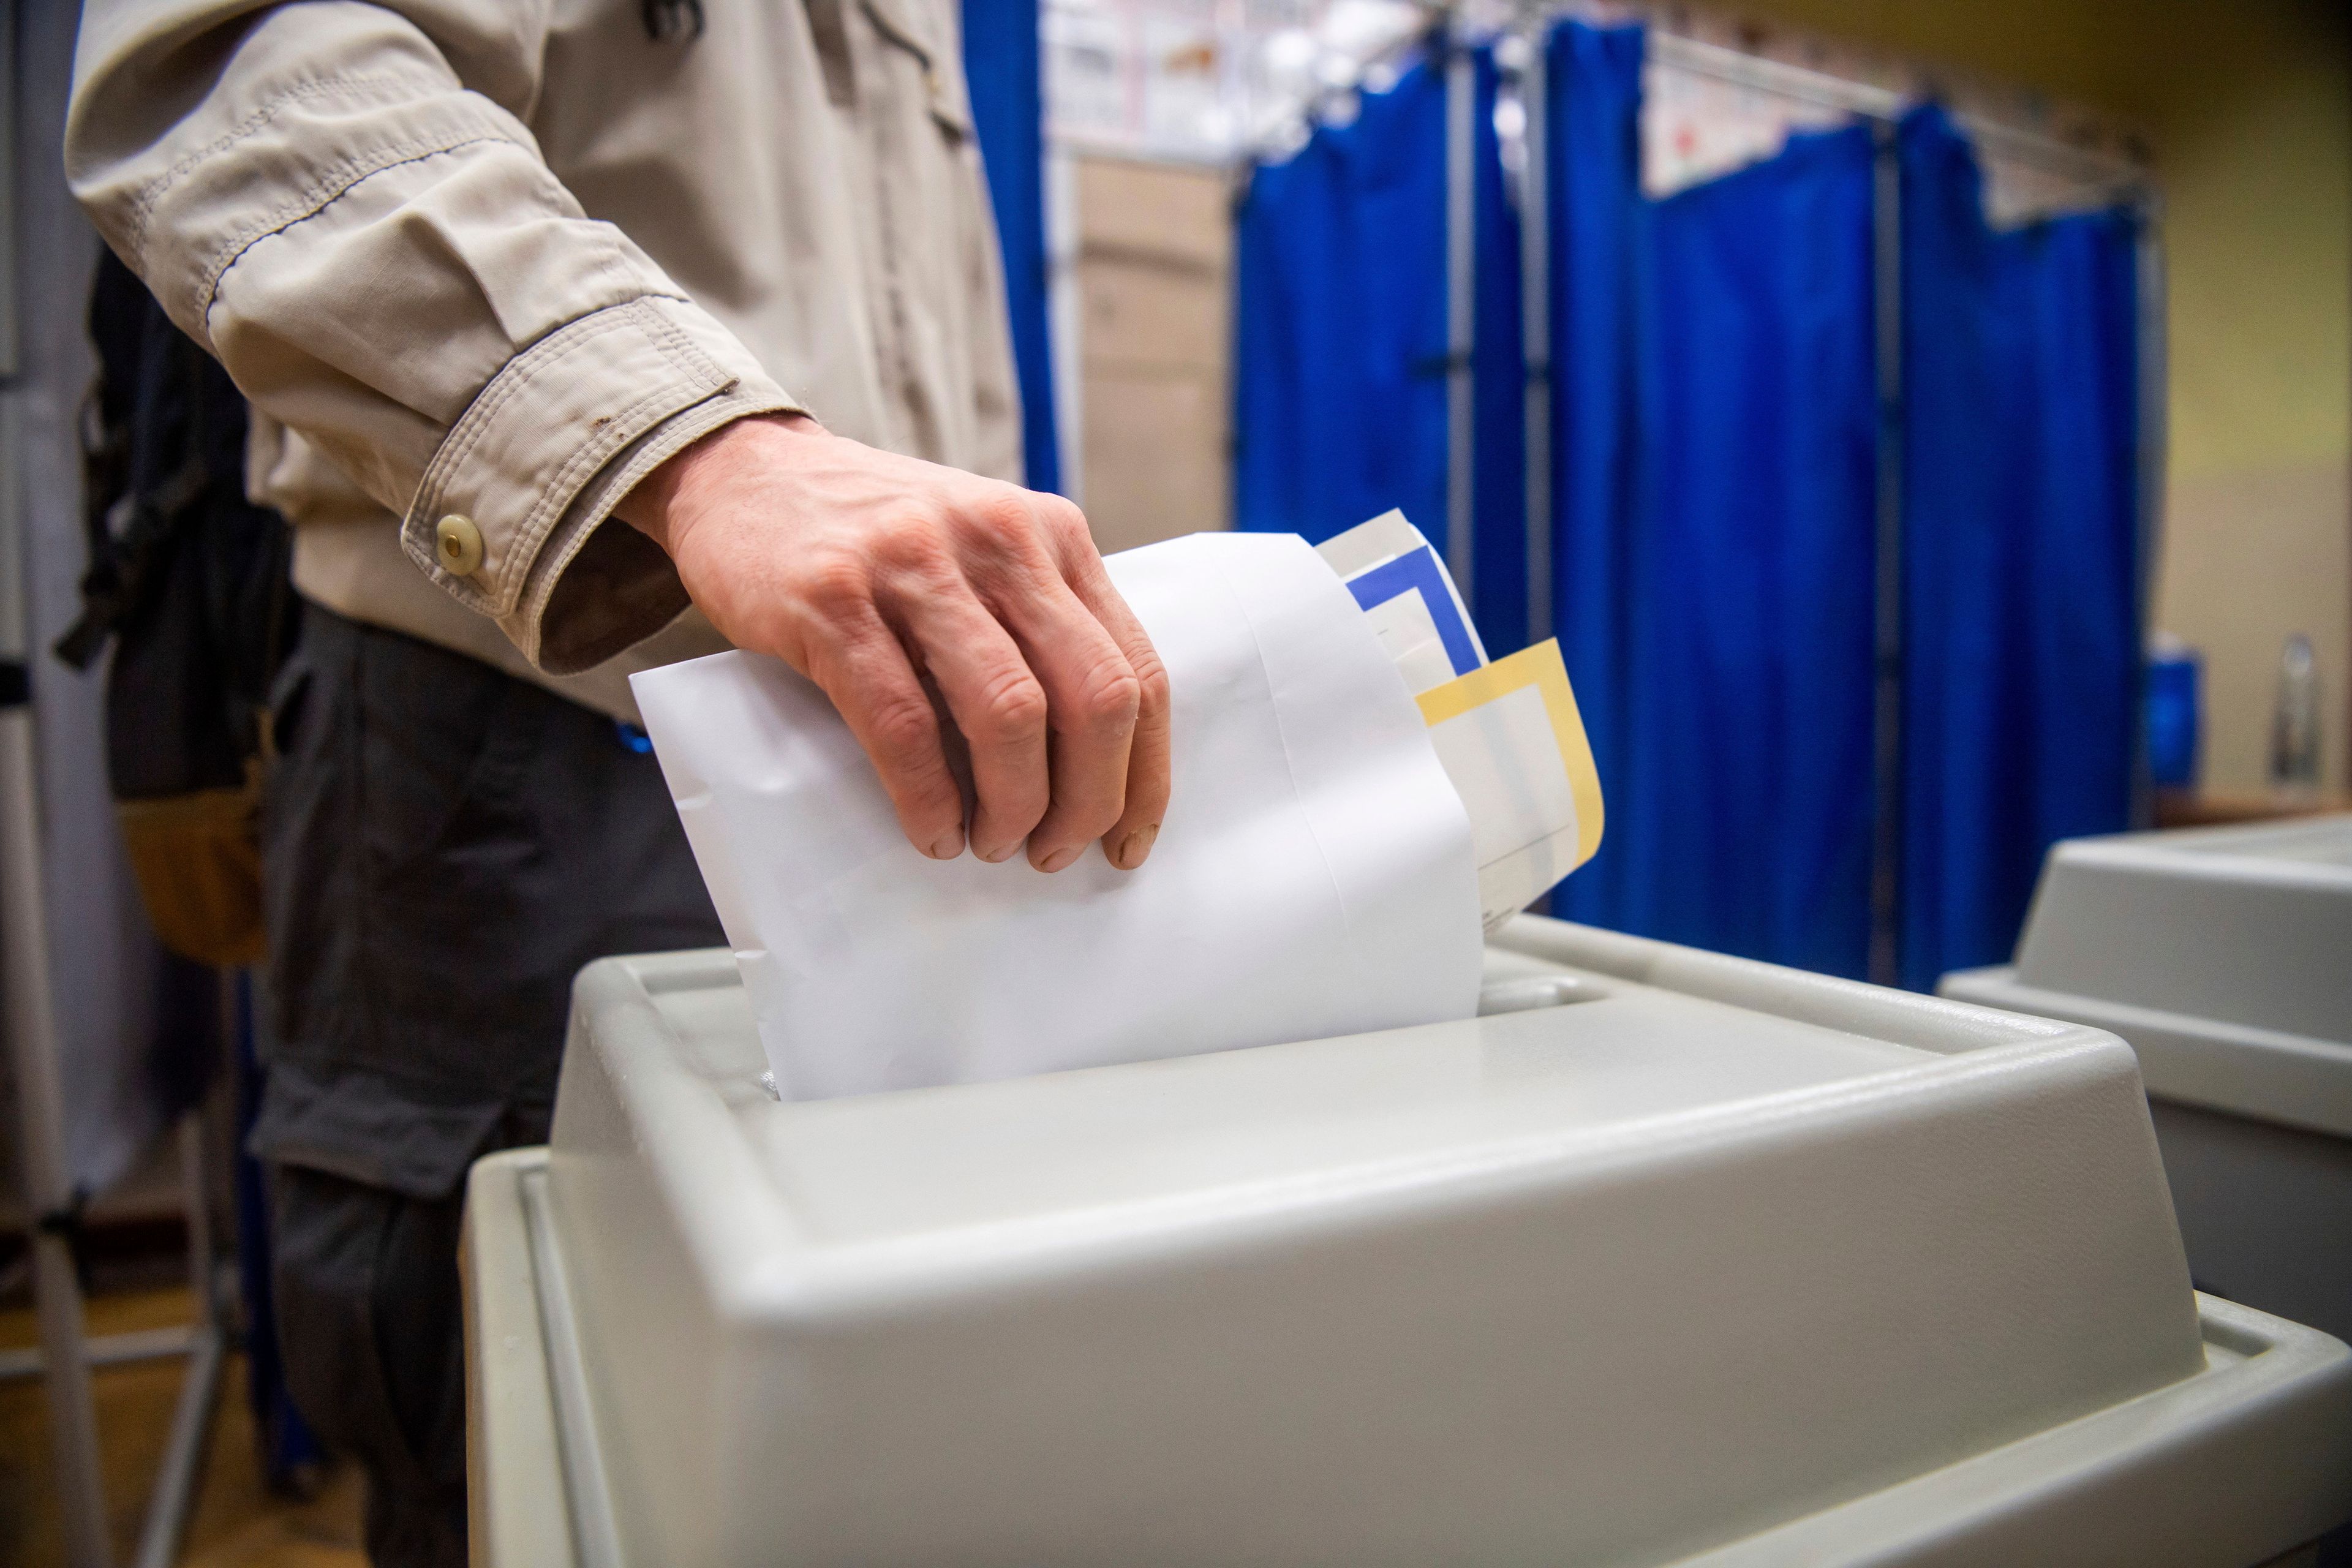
[
  {"left": 1898, "top": 107, "right": 2140, "bottom": 990},
  {"left": 963, "top": 0, "right": 1061, "bottom": 494},
  {"left": 1234, "top": 61, "right": 1450, "bottom": 548},
  {"left": 1618, "top": 126, "right": 1880, "bottom": 976},
  {"left": 1542, "top": 23, "right": 1645, "bottom": 927}
]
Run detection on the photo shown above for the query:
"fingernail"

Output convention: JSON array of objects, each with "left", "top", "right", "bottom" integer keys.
[
  {"left": 1114, "top": 823, "right": 1159, "bottom": 870},
  {"left": 929, "top": 829, "right": 965, "bottom": 860},
  {"left": 1038, "top": 845, "right": 1081, "bottom": 873},
  {"left": 978, "top": 841, "right": 1019, "bottom": 864}
]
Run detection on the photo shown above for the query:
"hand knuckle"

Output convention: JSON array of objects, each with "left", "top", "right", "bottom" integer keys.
[
  {"left": 1130, "top": 653, "right": 1171, "bottom": 713},
  {"left": 969, "top": 491, "right": 1038, "bottom": 548},
  {"left": 873, "top": 511, "right": 948, "bottom": 576},
  {"left": 974, "top": 671, "right": 1049, "bottom": 745},
  {"left": 1076, "top": 658, "right": 1142, "bottom": 732},
  {"left": 868, "top": 693, "right": 938, "bottom": 762},
  {"left": 1041, "top": 496, "right": 1093, "bottom": 550},
  {"left": 800, "top": 552, "right": 870, "bottom": 617}
]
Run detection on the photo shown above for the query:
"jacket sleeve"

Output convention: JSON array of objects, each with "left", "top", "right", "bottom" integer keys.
[{"left": 64, "top": 0, "right": 801, "bottom": 673}]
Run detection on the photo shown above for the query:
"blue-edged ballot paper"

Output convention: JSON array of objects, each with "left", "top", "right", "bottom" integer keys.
[{"left": 1314, "top": 510, "right": 1487, "bottom": 696}]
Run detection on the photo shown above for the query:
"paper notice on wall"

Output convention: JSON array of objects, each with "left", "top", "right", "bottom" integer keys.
[
  {"left": 630, "top": 532, "right": 1483, "bottom": 1102},
  {"left": 1415, "top": 640, "right": 1606, "bottom": 931}
]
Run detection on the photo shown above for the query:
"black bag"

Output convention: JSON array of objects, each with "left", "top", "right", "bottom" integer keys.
[{"left": 56, "top": 250, "right": 297, "bottom": 967}]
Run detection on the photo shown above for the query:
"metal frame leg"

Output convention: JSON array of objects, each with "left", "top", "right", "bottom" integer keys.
[
  {"left": 0, "top": 704, "right": 113, "bottom": 1567},
  {"left": 130, "top": 1116, "right": 228, "bottom": 1568},
  {"left": 1868, "top": 121, "right": 1906, "bottom": 990},
  {"left": 1444, "top": 13, "right": 1479, "bottom": 610}
]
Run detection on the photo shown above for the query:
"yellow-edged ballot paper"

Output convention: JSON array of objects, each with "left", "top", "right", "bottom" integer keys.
[{"left": 1415, "top": 639, "right": 1605, "bottom": 931}]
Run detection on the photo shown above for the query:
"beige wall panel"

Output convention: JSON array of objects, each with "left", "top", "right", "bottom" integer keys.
[
  {"left": 1082, "top": 371, "right": 1229, "bottom": 553},
  {"left": 1080, "top": 258, "right": 1227, "bottom": 375},
  {"left": 2157, "top": 460, "right": 2352, "bottom": 793},
  {"left": 1076, "top": 158, "right": 1232, "bottom": 270},
  {"left": 1072, "top": 156, "right": 1234, "bottom": 556}
]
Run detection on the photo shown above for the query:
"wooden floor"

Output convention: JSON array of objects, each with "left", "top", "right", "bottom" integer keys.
[{"left": 1, "top": 1284, "right": 365, "bottom": 1568}]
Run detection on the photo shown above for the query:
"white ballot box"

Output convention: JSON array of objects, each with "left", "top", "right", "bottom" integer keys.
[
  {"left": 464, "top": 919, "right": 2352, "bottom": 1568},
  {"left": 1942, "top": 816, "right": 2352, "bottom": 1346}
]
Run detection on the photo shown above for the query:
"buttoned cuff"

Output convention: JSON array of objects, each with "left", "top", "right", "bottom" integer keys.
[{"left": 401, "top": 295, "right": 801, "bottom": 671}]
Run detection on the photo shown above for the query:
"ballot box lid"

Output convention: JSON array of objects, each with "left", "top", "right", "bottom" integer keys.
[
  {"left": 529, "top": 919, "right": 2340, "bottom": 1567},
  {"left": 1942, "top": 816, "right": 2352, "bottom": 1136}
]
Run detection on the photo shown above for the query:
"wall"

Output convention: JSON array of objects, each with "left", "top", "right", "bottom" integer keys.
[
  {"left": 1736, "top": 0, "right": 2352, "bottom": 791},
  {"left": 1070, "top": 157, "right": 1234, "bottom": 552}
]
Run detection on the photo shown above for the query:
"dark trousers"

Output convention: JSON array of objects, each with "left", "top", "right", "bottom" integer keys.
[{"left": 258, "top": 605, "right": 721, "bottom": 1567}]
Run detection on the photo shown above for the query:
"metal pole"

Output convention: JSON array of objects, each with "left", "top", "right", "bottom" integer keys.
[
  {"left": 0, "top": 693, "right": 115, "bottom": 1568},
  {"left": 1519, "top": 23, "right": 1553, "bottom": 648},
  {"left": 1868, "top": 119, "right": 1905, "bottom": 990},
  {"left": 0, "top": 1327, "right": 198, "bottom": 1381},
  {"left": 0, "top": 147, "right": 113, "bottom": 1549},
  {"left": 2130, "top": 196, "right": 2168, "bottom": 827},
  {"left": 179, "top": 1112, "right": 214, "bottom": 1326},
  {"left": 129, "top": 1312, "right": 224, "bottom": 1568},
  {"left": 126, "top": 1110, "right": 229, "bottom": 1568},
  {"left": 1444, "top": 20, "right": 1477, "bottom": 612}
]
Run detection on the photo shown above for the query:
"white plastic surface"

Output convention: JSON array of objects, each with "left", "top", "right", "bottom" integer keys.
[
  {"left": 502, "top": 919, "right": 2352, "bottom": 1566},
  {"left": 1939, "top": 816, "right": 2352, "bottom": 1344},
  {"left": 474, "top": 1129, "right": 2352, "bottom": 1568},
  {"left": 2005, "top": 816, "right": 2351, "bottom": 1068}
]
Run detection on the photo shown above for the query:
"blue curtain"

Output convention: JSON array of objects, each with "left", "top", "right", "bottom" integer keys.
[
  {"left": 1234, "top": 61, "right": 1450, "bottom": 548},
  {"left": 963, "top": 0, "right": 1061, "bottom": 494},
  {"left": 1898, "top": 107, "right": 2141, "bottom": 989},
  {"left": 1544, "top": 27, "right": 1878, "bottom": 977},
  {"left": 1545, "top": 24, "right": 1646, "bottom": 929},
  {"left": 1232, "top": 50, "right": 1529, "bottom": 639},
  {"left": 1618, "top": 125, "right": 1880, "bottom": 976},
  {"left": 1233, "top": 29, "right": 2141, "bottom": 989}
]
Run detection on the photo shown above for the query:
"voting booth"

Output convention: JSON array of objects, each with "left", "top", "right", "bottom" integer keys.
[
  {"left": 464, "top": 919, "right": 2352, "bottom": 1567},
  {"left": 1942, "top": 816, "right": 2352, "bottom": 1347}
]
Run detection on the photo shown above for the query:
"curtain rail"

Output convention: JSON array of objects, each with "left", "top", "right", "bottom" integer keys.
[{"left": 1645, "top": 32, "right": 2147, "bottom": 195}]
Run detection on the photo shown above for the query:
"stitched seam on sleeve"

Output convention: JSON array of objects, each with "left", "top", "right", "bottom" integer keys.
[
  {"left": 423, "top": 304, "right": 655, "bottom": 511},
  {"left": 495, "top": 305, "right": 736, "bottom": 581},
  {"left": 402, "top": 307, "right": 649, "bottom": 605},
  {"left": 403, "top": 301, "right": 718, "bottom": 612},
  {"left": 498, "top": 351, "right": 726, "bottom": 606},
  {"left": 514, "top": 383, "right": 801, "bottom": 667},
  {"left": 508, "top": 388, "right": 763, "bottom": 664},
  {"left": 125, "top": 68, "right": 453, "bottom": 252},
  {"left": 421, "top": 307, "right": 642, "bottom": 513},
  {"left": 193, "top": 132, "right": 538, "bottom": 330}
]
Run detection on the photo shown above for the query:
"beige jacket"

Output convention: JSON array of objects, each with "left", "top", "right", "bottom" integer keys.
[{"left": 66, "top": 0, "right": 1023, "bottom": 720}]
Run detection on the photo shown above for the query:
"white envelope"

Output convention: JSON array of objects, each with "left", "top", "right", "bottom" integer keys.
[{"left": 631, "top": 531, "right": 1483, "bottom": 1101}]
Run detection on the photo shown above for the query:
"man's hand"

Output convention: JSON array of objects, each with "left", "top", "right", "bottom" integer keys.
[{"left": 619, "top": 415, "right": 1169, "bottom": 872}]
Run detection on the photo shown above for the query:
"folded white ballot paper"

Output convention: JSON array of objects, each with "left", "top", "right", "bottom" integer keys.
[{"left": 630, "top": 531, "right": 1483, "bottom": 1101}]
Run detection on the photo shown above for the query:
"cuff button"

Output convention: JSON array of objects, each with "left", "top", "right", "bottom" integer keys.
[{"left": 434, "top": 513, "right": 484, "bottom": 576}]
